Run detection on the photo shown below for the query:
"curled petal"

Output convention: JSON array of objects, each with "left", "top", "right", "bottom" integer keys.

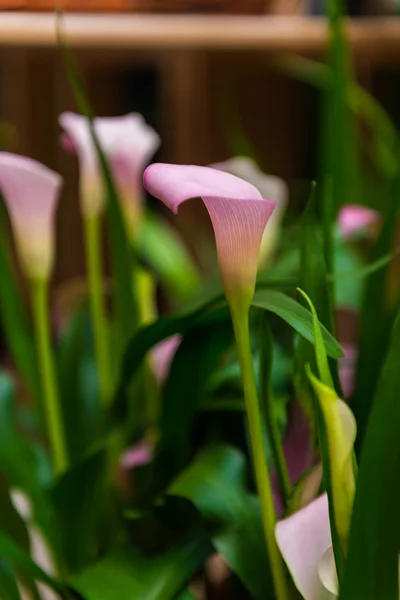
[
  {"left": 119, "top": 439, "right": 153, "bottom": 470},
  {"left": 60, "top": 112, "right": 160, "bottom": 231},
  {"left": 276, "top": 494, "right": 334, "bottom": 600},
  {"left": 143, "top": 164, "right": 276, "bottom": 308},
  {"left": 211, "top": 156, "right": 288, "bottom": 266},
  {"left": 318, "top": 547, "right": 339, "bottom": 596},
  {"left": 151, "top": 334, "right": 181, "bottom": 384},
  {"left": 0, "top": 152, "right": 61, "bottom": 280},
  {"left": 338, "top": 205, "right": 379, "bottom": 238}
]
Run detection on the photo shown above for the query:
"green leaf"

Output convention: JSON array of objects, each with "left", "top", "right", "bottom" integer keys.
[
  {"left": 57, "top": 18, "right": 138, "bottom": 357},
  {"left": 153, "top": 317, "right": 233, "bottom": 488},
  {"left": 169, "top": 445, "right": 273, "bottom": 600},
  {"left": 251, "top": 289, "right": 343, "bottom": 359},
  {"left": 139, "top": 211, "right": 201, "bottom": 303},
  {"left": 0, "top": 374, "right": 55, "bottom": 547},
  {"left": 0, "top": 561, "right": 22, "bottom": 600},
  {"left": 174, "top": 589, "right": 196, "bottom": 600},
  {"left": 57, "top": 300, "right": 101, "bottom": 464},
  {"left": 340, "top": 308, "right": 400, "bottom": 600},
  {"left": 352, "top": 175, "right": 400, "bottom": 454},
  {"left": 51, "top": 449, "right": 108, "bottom": 571},
  {"left": 0, "top": 204, "right": 39, "bottom": 403},
  {"left": 70, "top": 537, "right": 211, "bottom": 600}
]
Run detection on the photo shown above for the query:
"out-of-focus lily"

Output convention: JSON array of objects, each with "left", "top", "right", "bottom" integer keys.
[
  {"left": 211, "top": 156, "right": 288, "bottom": 267},
  {"left": 0, "top": 152, "right": 62, "bottom": 281},
  {"left": 151, "top": 334, "right": 182, "bottom": 384},
  {"left": 60, "top": 112, "right": 160, "bottom": 237},
  {"left": 11, "top": 490, "right": 58, "bottom": 600},
  {"left": 143, "top": 163, "right": 276, "bottom": 313},
  {"left": 338, "top": 343, "right": 358, "bottom": 399},
  {"left": 338, "top": 205, "right": 380, "bottom": 239}
]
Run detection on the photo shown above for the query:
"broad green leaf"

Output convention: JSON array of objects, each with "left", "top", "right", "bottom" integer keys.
[
  {"left": 174, "top": 589, "right": 196, "bottom": 600},
  {"left": 153, "top": 317, "right": 233, "bottom": 489},
  {"left": 352, "top": 175, "right": 400, "bottom": 454},
  {"left": 51, "top": 449, "right": 108, "bottom": 571},
  {"left": 0, "top": 561, "right": 21, "bottom": 600},
  {"left": 251, "top": 289, "right": 343, "bottom": 360},
  {"left": 0, "top": 204, "right": 39, "bottom": 403},
  {"left": 70, "top": 537, "right": 211, "bottom": 600},
  {"left": 169, "top": 445, "right": 273, "bottom": 600},
  {"left": 0, "top": 374, "right": 55, "bottom": 549},
  {"left": 139, "top": 211, "right": 201, "bottom": 303},
  {"left": 57, "top": 300, "right": 101, "bottom": 464},
  {"left": 57, "top": 19, "right": 138, "bottom": 358},
  {"left": 340, "top": 309, "right": 400, "bottom": 600}
]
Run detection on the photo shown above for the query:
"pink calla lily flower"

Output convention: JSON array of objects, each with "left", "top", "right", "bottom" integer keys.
[
  {"left": 276, "top": 493, "right": 338, "bottom": 600},
  {"left": 0, "top": 152, "right": 62, "bottom": 280},
  {"left": 60, "top": 112, "right": 160, "bottom": 235},
  {"left": 143, "top": 163, "right": 276, "bottom": 310},
  {"left": 211, "top": 156, "right": 288, "bottom": 267},
  {"left": 338, "top": 205, "right": 380, "bottom": 238},
  {"left": 151, "top": 334, "right": 182, "bottom": 384}
]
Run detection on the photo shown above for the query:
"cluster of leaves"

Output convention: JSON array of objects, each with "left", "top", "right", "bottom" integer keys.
[{"left": 0, "top": 1, "right": 400, "bottom": 599}]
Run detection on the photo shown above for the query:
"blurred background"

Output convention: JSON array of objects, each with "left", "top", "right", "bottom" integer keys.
[{"left": 0, "top": 0, "right": 400, "bottom": 285}]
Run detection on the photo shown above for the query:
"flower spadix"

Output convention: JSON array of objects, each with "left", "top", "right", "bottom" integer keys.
[
  {"left": 60, "top": 112, "right": 160, "bottom": 235},
  {"left": 211, "top": 156, "right": 287, "bottom": 267},
  {"left": 143, "top": 163, "right": 276, "bottom": 313},
  {"left": 0, "top": 152, "right": 62, "bottom": 280}
]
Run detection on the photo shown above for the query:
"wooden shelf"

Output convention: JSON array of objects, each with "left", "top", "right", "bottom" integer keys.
[{"left": 0, "top": 13, "right": 399, "bottom": 57}]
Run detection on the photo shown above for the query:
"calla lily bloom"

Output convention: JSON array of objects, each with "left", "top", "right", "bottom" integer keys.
[
  {"left": 151, "top": 334, "right": 182, "bottom": 384},
  {"left": 211, "top": 156, "right": 288, "bottom": 267},
  {"left": 0, "top": 152, "right": 62, "bottom": 280},
  {"left": 338, "top": 205, "right": 379, "bottom": 239},
  {"left": 338, "top": 343, "right": 358, "bottom": 399},
  {"left": 143, "top": 164, "right": 276, "bottom": 311},
  {"left": 276, "top": 493, "right": 337, "bottom": 600},
  {"left": 59, "top": 112, "right": 160, "bottom": 235}
]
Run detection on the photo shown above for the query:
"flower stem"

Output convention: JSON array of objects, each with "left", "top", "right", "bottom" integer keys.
[
  {"left": 84, "top": 215, "right": 112, "bottom": 407},
  {"left": 259, "top": 314, "right": 291, "bottom": 507},
  {"left": 31, "top": 278, "right": 68, "bottom": 475},
  {"left": 231, "top": 308, "right": 290, "bottom": 600}
]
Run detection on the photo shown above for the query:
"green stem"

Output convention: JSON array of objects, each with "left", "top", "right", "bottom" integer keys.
[
  {"left": 84, "top": 215, "right": 112, "bottom": 406},
  {"left": 259, "top": 315, "right": 291, "bottom": 507},
  {"left": 31, "top": 278, "right": 68, "bottom": 475},
  {"left": 231, "top": 307, "right": 290, "bottom": 600}
]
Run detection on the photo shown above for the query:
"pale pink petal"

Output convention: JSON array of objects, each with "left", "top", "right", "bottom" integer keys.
[
  {"left": 338, "top": 343, "right": 358, "bottom": 399},
  {"left": 150, "top": 334, "right": 181, "bottom": 384},
  {"left": 0, "top": 152, "right": 61, "bottom": 279},
  {"left": 318, "top": 547, "right": 339, "bottom": 596},
  {"left": 338, "top": 205, "right": 379, "bottom": 238},
  {"left": 143, "top": 164, "right": 276, "bottom": 304},
  {"left": 211, "top": 157, "right": 288, "bottom": 267},
  {"left": 119, "top": 439, "right": 153, "bottom": 470},
  {"left": 276, "top": 494, "right": 334, "bottom": 600},
  {"left": 59, "top": 112, "right": 160, "bottom": 231}
]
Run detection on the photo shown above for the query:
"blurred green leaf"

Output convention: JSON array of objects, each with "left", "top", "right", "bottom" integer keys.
[
  {"left": 57, "top": 300, "right": 101, "bottom": 464},
  {"left": 352, "top": 176, "right": 400, "bottom": 454},
  {"left": 174, "top": 589, "right": 196, "bottom": 600},
  {"left": 169, "top": 444, "right": 273, "bottom": 600},
  {"left": 340, "top": 309, "right": 400, "bottom": 600},
  {"left": 139, "top": 211, "right": 201, "bottom": 303},
  {"left": 252, "top": 289, "right": 343, "bottom": 359},
  {"left": 0, "top": 204, "right": 39, "bottom": 403},
  {"left": 0, "top": 561, "right": 22, "bottom": 600},
  {"left": 70, "top": 536, "right": 211, "bottom": 600},
  {"left": 51, "top": 449, "right": 108, "bottom": 571},
  {"left": 0, "top": 374, "right": 55, "bottom": 549}
]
